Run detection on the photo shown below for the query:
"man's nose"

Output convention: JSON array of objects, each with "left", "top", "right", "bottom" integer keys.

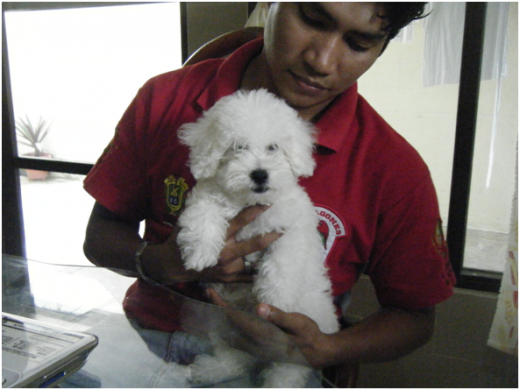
[{"left": 303, "top": 33, "right": 343, "bottom": 76}]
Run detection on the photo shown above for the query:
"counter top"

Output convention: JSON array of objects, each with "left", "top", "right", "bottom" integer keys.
[{"left": 2, "top": 254, "right": 318, "bottom": 387}]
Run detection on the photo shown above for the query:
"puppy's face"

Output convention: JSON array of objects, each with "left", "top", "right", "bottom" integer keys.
[
  {"left": 216, "top": 135, "right": 297, "bottom": 203},
  {"left": 178, "top": 90, "right": 317, "bottom": 205}
]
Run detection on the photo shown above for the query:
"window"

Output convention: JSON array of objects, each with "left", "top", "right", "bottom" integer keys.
[
  {"left": 6, "top": 3, "right": 182, "bottom": 164},
  {"left": 3, "top": 2, "right": 182, "bottom": 265}
]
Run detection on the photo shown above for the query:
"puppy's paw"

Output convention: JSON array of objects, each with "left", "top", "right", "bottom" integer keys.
[
  {"left": 188, "top": 355, "right": 224, "bottom": 385},
  {"left": 188, "top": 354, "right": 249, "bottom": 385},
  {"left": 177, "top": 231, "right": 220, "bottom": 271},
  {"left": 261, "top": 363, "right": 311, "bottom": 388},
  {"left": 182, "top": 253, "right": 217, "bottom": 272}
]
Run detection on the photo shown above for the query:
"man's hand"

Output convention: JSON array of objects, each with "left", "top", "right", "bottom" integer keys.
[
  {"left": 258, "top": 302, "right": 436, "bottom": 368},
  {"left": 211, "top": 205, "right": 282, "bottom": 282},
  {"left": 208, "top": 287, "right": 435, "bottom": 369},
  {"left": 206, "top": 288, "right": 310, "bottom": 366},
  {"left": 256, "top": 303, "right": 333, "bottom": 369},
  {"left": 208, "top": 288, "right": 328, "bottom": 368},
  {"left": 147, "top": 205, "right": 282, "bottom": 284}
]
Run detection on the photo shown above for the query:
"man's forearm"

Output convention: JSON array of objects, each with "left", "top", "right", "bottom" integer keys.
[
  {"left": 320, "top": 305, "right": 435, "bottom": 366},
  {"left": 257, "top": 303, "right": 435, "bottom": 369},
  {"left": 83, "top": 202, "right": 143, "bottom": 275},
  {"left": 83, "top": 202, "right": 269, "bottom": 284},
  {"left": 83, "top": 202, "right": 188, "bottom": 283}
]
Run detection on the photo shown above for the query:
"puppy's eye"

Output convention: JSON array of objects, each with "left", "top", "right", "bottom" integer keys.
[
  {"left": 267, "top": 144, "right": 278, "bottom": 152},
  {"left": 235, "top": 143, "right": 248, "bottom": 153}
]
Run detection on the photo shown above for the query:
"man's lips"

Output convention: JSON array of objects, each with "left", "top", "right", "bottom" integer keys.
[{"left": 290, "top": 71, "right": 329, "bottom": 92}]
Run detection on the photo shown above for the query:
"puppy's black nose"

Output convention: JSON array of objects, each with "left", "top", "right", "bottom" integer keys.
[{"left": 250, "top": 169, "right": 268, "bottom": 185}]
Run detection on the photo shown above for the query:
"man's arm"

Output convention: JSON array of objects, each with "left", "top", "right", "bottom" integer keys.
[
  {"left": 83, "top": 201, "right": 280, "bottom": 284},
  {"left": 83, "top": 201, "right": 189, "bottom": 282},
  {"left": 83, "top": 202, "right": 143, "bottom": 276},
  {"left": 256, "top": 303, "right": 435, "bottom": 368}
]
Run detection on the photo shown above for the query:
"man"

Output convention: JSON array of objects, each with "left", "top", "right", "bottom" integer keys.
[{"left": 84, "top": 2, "right": 455, "bottom": 381}]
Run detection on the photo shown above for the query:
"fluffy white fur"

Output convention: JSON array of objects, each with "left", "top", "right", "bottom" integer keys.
[{"left": 177, "top": 89, "right": 339, "bottom": 387}]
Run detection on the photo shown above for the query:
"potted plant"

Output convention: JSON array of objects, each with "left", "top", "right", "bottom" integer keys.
[{"left": 16, "top": 116, "right": 53, "bottom": 180}]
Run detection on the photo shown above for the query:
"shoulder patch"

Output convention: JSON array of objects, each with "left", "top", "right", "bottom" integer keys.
[{"left": 165, "top": 175, "right": 189, "bottom": 216}]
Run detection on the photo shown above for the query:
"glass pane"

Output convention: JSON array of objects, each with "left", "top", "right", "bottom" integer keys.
[
  {"left": 5, "top": 3, "right": 182, "bottom": 164},
  {"left": 357, "top": 8, "right": 459, "bottom": 246},
  {"left": 20, "top": 173, "right": 94, "bottom": 266},
  {"left": 464, "top": 3, "right": 517, "bottom": 272}
]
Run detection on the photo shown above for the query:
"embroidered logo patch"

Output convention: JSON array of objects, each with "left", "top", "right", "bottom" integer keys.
[
  {"left": 432, "top": 220, "right": 448, "bottom": 258},
  {"left": 164, "top": 175, "right": 189, "bottom": 216},
  {"left": 315, "top": 205, "right": 347, "bottom": 262},
  {"left": 432, "top": 220, "right": 455, "bottom": 286}
]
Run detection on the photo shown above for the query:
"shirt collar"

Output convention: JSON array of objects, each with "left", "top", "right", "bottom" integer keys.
[
  {"left": 195, "top": 38, "right": 264, "bottom": 111},
  {"left": 314, "top": 83, "right": 358, "bottom": 153}
]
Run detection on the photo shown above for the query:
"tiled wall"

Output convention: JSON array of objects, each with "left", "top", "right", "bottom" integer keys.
[{"left": 347, "top": 276, "right": 518, "bottom": 387}]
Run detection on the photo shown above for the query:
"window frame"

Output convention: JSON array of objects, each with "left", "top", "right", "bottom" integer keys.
[{"left": 445, "top": 2, "right": 502, "bottom": 292}]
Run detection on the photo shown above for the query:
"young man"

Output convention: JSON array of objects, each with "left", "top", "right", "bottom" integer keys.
[{"left": 84, "top": 2, "right": 455, "bottom": 380}]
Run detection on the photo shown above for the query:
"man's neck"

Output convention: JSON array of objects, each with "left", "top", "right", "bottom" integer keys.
[{"left": 240, "top": 52, "right": 270, "bottom": 92}]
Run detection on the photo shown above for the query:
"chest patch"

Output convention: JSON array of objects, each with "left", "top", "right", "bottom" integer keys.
[{"left": 316, "top": 205, "right": 347, "bottom": 261}]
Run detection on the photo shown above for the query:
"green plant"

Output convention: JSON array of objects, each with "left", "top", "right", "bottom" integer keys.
[{"left": 16, "top": 116, "right": 52, "bottom": 157}]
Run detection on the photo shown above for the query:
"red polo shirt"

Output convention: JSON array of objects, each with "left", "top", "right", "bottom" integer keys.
[{"left": 84, "top": 39, "right": 455, "bottom": 332}]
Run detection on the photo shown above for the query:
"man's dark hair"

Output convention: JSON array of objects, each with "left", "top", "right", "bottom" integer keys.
[
  {"left": 380, "top": 2, "right": 429, "bottom": 40},
  {"left": 376, "top": 3, "right": 428, "bottom": 53}
]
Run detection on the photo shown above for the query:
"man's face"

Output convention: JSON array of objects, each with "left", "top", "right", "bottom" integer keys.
[{"left": 263, "top": 2, "right": 388, "bottom": 116}]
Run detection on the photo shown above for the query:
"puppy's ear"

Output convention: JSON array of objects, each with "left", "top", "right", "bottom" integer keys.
[
  {"left": 178, "top": 116, "right": 226, "bottom": 180},
  {"left": 285, "top": 120, "right": 317, "bottom": 178}
]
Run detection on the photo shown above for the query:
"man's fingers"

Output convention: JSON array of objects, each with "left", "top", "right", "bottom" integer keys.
[
  {"left": 206, "top": 287, "right": 229, "bottom": 307},
  {"left": 227, "top": 205, "right": 270, "bottom": 237},
  {"left": 257, "top": 303, "right": 300, "bottom": 335},
  {"left": 236, "top": 231, "right": 282, "bottom": 256},
  {"left": 198, "top": 258, "right": 255, "bottom": 283},
  {"left": 257, "top": 303, "right": 317, "bottom": 337},
  {"left": 209, "top": 205, "right": 281, "bottom": 283},
  {"left": 220, "top": 231, "right": 282, "bottom": 263}
]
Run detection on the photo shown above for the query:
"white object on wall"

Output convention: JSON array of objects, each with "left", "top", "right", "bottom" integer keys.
[{"left": 423, "top": 2, "right": 509, "bottom": 87}]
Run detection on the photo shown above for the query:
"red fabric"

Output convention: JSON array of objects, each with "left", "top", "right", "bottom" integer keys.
[
  {"left": 85, "top": 38, "right": 455, "bottom": 331},
  {"left": 299, "top": 91, "right": 455, "bottom": 309},
  {"left": 123, "top": 280, "right": 208, "bottom": 333}
]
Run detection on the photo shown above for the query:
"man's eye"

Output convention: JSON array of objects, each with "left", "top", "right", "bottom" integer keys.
[
  {"left": 345, "top": 38, "right": 371, "bottom": 53},
  {"left": 298, "top": 3, "right": 329, "bottom": 30}
]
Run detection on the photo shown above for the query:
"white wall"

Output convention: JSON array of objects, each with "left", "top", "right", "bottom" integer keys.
[{"left": 358, "top": 4, "right": 517, "bottom": 234}]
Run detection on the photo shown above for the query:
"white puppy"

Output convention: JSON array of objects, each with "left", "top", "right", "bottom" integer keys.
[{"left": 177, "top": 89, "right": 339, "bottom": 387}]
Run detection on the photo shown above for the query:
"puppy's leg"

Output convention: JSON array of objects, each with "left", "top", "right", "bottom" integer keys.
[
  {"left": 177, "top": 196, "right": 234, "bottom": 271},
  {"left": 261, "top": 362, "right": 312, "bottom": 388},
  {"left": 254, "top": 228, "right": 340, "bottom": 334},
  {"left": 188, "top": 334, "right": 256, "bottom": 386},
  {"left": 253, "top": 230, "right": 316, "bottom": 310}
]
